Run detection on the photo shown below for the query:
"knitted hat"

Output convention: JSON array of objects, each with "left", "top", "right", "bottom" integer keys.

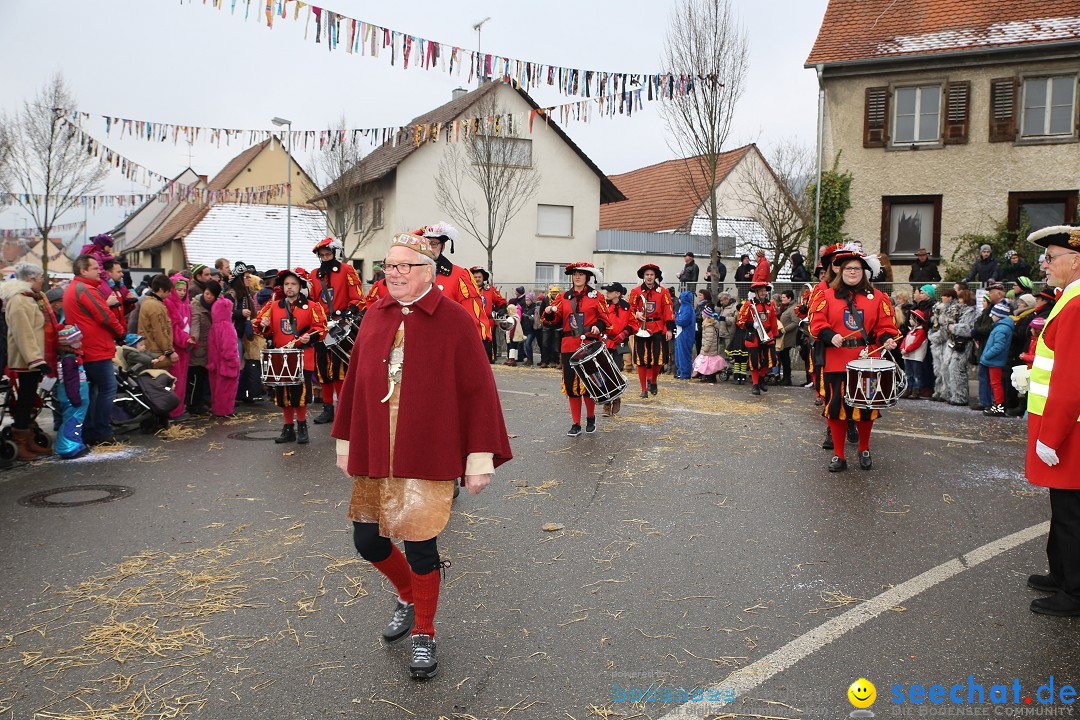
[
  {"left": 986, "top": 281, "right": 1006, "bottom": 291},
  {"left": 920, "top": 284, "right": 936, "bottom": 298},
  {"left": 91, "top": 233, "right": 114, "bottom": 250},
  {"left": 980, "top": 244, "right": 992, "bottom": 252},
  {"left": 525, "top": 293, "right": 535, "bottom": 301},
  {"left": 1030, "top": 317, "right": 1047, "bottom": 332},
  {"left": 990, "top": 300, "right": 1011, "bottom": 319},
  {"left": 1015, "top": 276, "right": 1034, "bottom": 293},
  {"left": 1017, "top": 293, "right": 1037, "bottom": 309},
  {"left": 45, "top": 286, "right": 65, "bottom": 303},
  {"left": 57, "top": 325, "right": 82, "bottom": 348},
  {"left": 515, "top": 286, "right": 526, "bottom": 294}
]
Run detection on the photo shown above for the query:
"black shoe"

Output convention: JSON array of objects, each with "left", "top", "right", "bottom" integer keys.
[
  {"left": 382, "top": 600, "right": 415, "bottom": 643},
  {"left": 1028, "top": 574, "right": 1060, "bottom": 593},
  {"left": 1031, "top": 593, "right": 1080, "bottom": 617},
  {"left": 274, "top": 424, "right": 296, "bottom": 443},
  {"left": 828, "top": 456, "right": 848, "bottom": 472},
  {"left": 640, "top": 390, "right": 649, "bottom": 398},
  {"left": 566, "top": 423, "right": 582, "bottom": 437},
  {"left": 296, "top": 421, "right": 309, "bottom": 444},
  {"left": 859, "top": 450, "right": 872, "bottom": 470},
  {"left": 453, "top": 482, "right": 460, "bottom": 499},
  {"left": 409, "top": 634, "right": 438, "bottom": 679},
  {"left": 751, "top": 384, "right": 761, "bottom": 396},
  {"left": 759, "top": 382, "right": 768, "bottom": 392},
  {"left": 189, "top": 405, "right": 209, "bottom": 416},
  {"left": 846, "top": 421, "right": 858, "bottom": 444},
  {"left": 585, "top": 417, "right": 596, "bottom": 434},
  {"left": 648, "top": 382, "right": 658, "bottom": 396},
  {"left": 312, "top": 405, "right": 335, "bottom": 424},
  {"left": 822, "top": 428, "right": 834, "bottom": 450}
]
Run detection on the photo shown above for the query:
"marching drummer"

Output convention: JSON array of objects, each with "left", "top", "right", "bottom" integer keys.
[
  {"left": 602, "top": 282, "right": 634, "bottom": 417},
  {"left": 542, "top": 262, "right": 611, "bottom": 436},
  {"left": 809, "top": 248, "right": 900, "bottom": 472},
  {"left": 627, "top": 264, "right": 675, "bottom": 399},
  {"left": 309, "top": 237, "right": 365, "bottom": 426},
  {"left": 256, "top": 269, "right": 328, "bottom": 445},
  {"left": 735, "top": 281, "right": 780, "bottom": 396}
]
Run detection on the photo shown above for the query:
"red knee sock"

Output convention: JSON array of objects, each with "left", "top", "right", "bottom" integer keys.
[
  {"left": 637, "top": 367, "right": 649, "bottom": 392},
  {"left": 411, "top": 569, "right": 441, "bottom": 637},
  {"left": 650, "top": 367, "right": 661, "bottom": 384},
  {"left": 827, "top": 419, "right": 848, "bottom": 459},
  {"left": 750, "top": 370, "right": 762, "bottom": 385},
  {"left": 371, "top": 544, "right": 414, "bottom": 604},
  {"left": 856, "top": 420, "right": 873, "bottom": 452},
  {"left": 583, "top": 397, "right": 595, "bottom": 418},
  {"left": 322, "top": 382, "right": 334, "bottom": 405},
  {"left": 296, "top": 406, "right": 307, "bottom": 422},
  {"left": 283, "top": 407, "right": 295, "bottom": 424},
  {"left": 569, "top": 396, "right": 582, "bottom": 424}
]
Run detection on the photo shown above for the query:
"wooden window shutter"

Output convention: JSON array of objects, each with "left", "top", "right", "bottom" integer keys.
[
  {"left": 989, "top": 77, "right": 1018, "bottom": 142},
  {"left": 864, "top": 86, "right": 889, "bottom": 148},
  {"left": 943, "top": 81, "right": 970, "bottom": 144}
]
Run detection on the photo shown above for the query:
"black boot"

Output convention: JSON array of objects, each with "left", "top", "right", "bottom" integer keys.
[
  {"left": 296, "top": 421, "right": 309, "bottom": 444},
  {"left": 822, "top": 427, "right": 834, "bottom": 450},
  {"left": 759, "top": 382, "right": 768, "bottom": 392},
  {"left": 312, "top": 404, "right": 334, "bottom": 424},
  {"left": 846, "top": 420, "right": 858, "bottom": 444},
  {"left": 751, "top": 384, "right": 761, "bottom": 396},
  {"left": 275, "top": 423, "right": 296, "bottom": 443}
]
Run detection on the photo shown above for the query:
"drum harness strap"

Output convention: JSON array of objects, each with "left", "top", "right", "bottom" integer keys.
[{"left": 843, "top": 294, "right": 871, "bottom": 351}]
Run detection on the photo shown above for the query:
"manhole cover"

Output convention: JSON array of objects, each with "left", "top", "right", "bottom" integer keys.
[
  {"left": 227, "top": 430, "right": 281, "bottom": 441},
  {"left": 18, "top": 485, "right": 134, "bottom": 508}
]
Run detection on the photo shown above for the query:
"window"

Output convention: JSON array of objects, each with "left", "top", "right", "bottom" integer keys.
[
  {"left": 354, "top": 201, "right": 365, "bottom": 232},
  {"left": 1021, "top": 76, "right": 1077, "bottom": 137},
  {"left": 333, "top": 209, "right": 346, "bottom": 235},
  {"left": 892, "top": 85, "right": 941, "bottom": 144},
  {"left": 474, "top": 137, "right": 532, "bottom": 167},
  {"left": 1008, "top": 191, "right": 1079, "bottom": 235},
  {"left": 372, "top": 197, "right": 384, "bottom": 229},
  {"left": 881, "top": 195, "right": 942, "bottom": 260},
  {"left": 537, "top": 204, "right": 573, "bottom": 237},
  {"left": 535, "top": 263, "right": 560, "bottom": 287}
]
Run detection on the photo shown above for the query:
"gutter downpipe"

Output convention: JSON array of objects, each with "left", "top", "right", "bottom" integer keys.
[{"left": 813, "top": 63, "right": 825, "bottom": 266}]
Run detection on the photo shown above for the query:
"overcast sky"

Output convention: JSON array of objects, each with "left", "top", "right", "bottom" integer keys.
[{"left": 0, "top": 0, "right": 829, "bottom": 240}]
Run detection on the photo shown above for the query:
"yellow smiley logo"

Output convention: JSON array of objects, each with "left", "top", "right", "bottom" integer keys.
[{"left": 848, "top": 678, "right": 876, "bottom": 709}]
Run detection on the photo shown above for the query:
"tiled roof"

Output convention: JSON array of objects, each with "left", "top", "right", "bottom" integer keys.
[
  {"left": 312, "top": 80, "right": 624, "bottom": 205},
  {"left": 806, "top": 0, "right": 1080, "bottom": 66},
  {"left": 598, "top": 146, "right": 753, "bottom": 233},
  {"left": 209, "top": 140, "right": 270, "bottom": 190},
  {"left": 183, "top": 204, "right": 327, "bottom": 271}
]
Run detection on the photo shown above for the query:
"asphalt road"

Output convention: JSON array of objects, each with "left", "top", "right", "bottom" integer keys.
[{"left": 0, "top": 365, "right": 1072, "bottom": 720}]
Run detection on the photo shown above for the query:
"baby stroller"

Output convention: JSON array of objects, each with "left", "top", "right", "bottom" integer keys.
[
  {"left": 112, "top": 348, "right": 179, "bottom": 434},
  {"left": 0, "top": 372, "right": 56, "bottom": 461}
]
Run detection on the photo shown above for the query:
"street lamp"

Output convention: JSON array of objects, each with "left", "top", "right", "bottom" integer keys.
[{"left": 271, "top": 116, "right": 292, "bottom": 268}]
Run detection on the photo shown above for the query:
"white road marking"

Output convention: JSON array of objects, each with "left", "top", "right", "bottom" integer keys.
[
  {"left": 657, "top": 521, "right": 1049, "bottom": 719},
  {"left": 874, "top": 429, "right": 982, "bottom": 445},
  {"left": 499, "top": 389, "right": 550, "bottom": 397}
]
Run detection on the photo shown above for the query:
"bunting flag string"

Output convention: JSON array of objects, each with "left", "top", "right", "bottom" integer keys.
[
  {"left": 0, "top": 220, "right": 86, "bottom": 239},
  {"left": 181, "top": 0, "right": 710, "bottom": 101},
  {"left": 60, "top": 80, "right": 660, "bottom": 153},
  {"left": 1, "top": 183, "right": 287, "bottom": 212}
]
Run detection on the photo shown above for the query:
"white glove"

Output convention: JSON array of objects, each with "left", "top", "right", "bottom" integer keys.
[
  {"left": 1011, "top": 365, "right": 1030, "bottom": 395},
  {"left": 1036, "top": 441, "right": 1060, "bottom": 467}
]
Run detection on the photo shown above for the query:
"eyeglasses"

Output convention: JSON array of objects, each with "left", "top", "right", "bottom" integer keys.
[
  {"left": 1043, "top": 251, "right": 1077, "bottom": 264},
  {"left": 841, "top": 266, "right": 864, "bottom": 272},
  {"left": 382, "top": 261, "right": 428, "bottom": 275}
]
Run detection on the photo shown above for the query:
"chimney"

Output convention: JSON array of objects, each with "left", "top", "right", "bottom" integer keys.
[{"left": 452, "top": 87, "right": 468, "bottom": 101}]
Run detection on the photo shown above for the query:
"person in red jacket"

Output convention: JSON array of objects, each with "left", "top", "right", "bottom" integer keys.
[
  {"left": 63, "top": 255, "right": 126, "bottom": 445},
  {"left": 627, "top": 264, "right": 675, "bottom": 398},
  {"left": 470, "top": 266, "right": 507, "bottom": 363},
  {"left": 543, "top": 262, "right": 611, "bottom": 436},
  {"left": 332, "top": 232, "right": 511, "bottom": 679},
  {"left": 736, "top": 281, "right": 780, "bottom": 395},
  {"left": 810, "top": 249, "right": 900, "bottom": 472},
  {"left": 256, "top": 270, "right": 328, "bottom": 445},
  {"left": 416, "top": 223, "right": 484, "bottom": 339},
  {"left": 601, "top": 281, "right": 634, "bottom": 416},
  {"left": 308, "top": 237, "right": 366, "bottom": 426},
  {"left": 752, "top": 249, "right": 772, "bottom": 286}
]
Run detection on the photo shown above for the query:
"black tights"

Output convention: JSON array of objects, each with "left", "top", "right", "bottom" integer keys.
[{"left": 352, "top": 521, "right": 441, "bottom": 575}]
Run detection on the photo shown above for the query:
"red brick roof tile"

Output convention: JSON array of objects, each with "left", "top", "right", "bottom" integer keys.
[{"left": 806, "top": 0, "right": 1080, "bottom": 66}]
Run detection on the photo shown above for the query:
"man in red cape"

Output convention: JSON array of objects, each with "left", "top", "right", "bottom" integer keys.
[{"left": 333, "top": 231, "right": 512, "bottom": 679}]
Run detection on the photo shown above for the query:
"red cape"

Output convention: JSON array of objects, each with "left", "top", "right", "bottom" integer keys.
[{"left": 332, "top": 287, "right": 512, "bottom": 481}]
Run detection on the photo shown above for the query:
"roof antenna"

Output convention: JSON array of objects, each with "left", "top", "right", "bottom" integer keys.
[{"left": 473, "top": 17, "right": 491, "bottom": 86}]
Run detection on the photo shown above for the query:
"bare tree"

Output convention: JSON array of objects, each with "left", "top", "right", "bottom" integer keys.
[
  {"left": 434, "top": 93, "right": 541, "bottom": 275},
  {"left": 306, "top": 116, "right": 377, "bottom": 260},
  {"left": 660, "top": 0, "right": 749, "bottom": 301},
  {"left": 738, "top": 141, "right": 813, "bottom": 279},
  {"left": 0, "top": 74, "right": 109, "bottom": 277}
]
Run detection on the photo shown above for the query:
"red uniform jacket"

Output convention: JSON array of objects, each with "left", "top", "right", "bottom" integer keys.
[
  {"left": 810, "top": 287, "right": 900, "bottom": 373},
  {"left": 1026, "top": 288, "right": 1080, "bottom": 489},
  {"left": 311, "top": 261, "right": 365, "bottom": 318},
  {"left": 62, "top": 276, "right": 126, "bottom": 363},
  {"left": 478, "top": 285, "right": 508, "bottom": 335},
  {"left": 255, "top": 295, "right": 328, "bottom": 371},
  {"left": 434, "top": 257, "right": 485, "bottom": 339},
  {"left": 542, "top": 287, "right": 611, "bottom": 353},
  {"left": 605, "top": 299, "right": 635, "bottom": 350},
  {"left": 366, "top": 279, "right": 387, "bottom": 304},
  {"left": 331, "top": 288, "right": 512, "bottom": 481},
  {"left": 736, "top": 298, "right": 779, "bottom": 348},
  {"left": 627, "top": 284, "right": 675, "bottom": 336}
]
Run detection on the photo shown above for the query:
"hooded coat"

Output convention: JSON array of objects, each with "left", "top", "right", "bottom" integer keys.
[
  {"left": 1, "top": 279, "right": 57, "bottom": 372},
  {"left": 165, "top": 274, "right": 193, "bottom": 416},
  {"left": 674, "top": 290, "right": 696, "bottom": 378},
  {"left": 207, "top": 296, "right": 240, "bottom": 416}
]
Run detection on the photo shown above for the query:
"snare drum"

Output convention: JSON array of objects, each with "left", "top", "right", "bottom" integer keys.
[
  {"left": 323, "top": 316, "right": 359, "bottom": 364},
  {"left": 843, "top": 357, "right": 906, "bottom": 409},
  {"left": 569, "top": 341, "right": 627, "bottom": 403},
  {"left": 261, "top": 348, "right": 305, "bottom": 387}
]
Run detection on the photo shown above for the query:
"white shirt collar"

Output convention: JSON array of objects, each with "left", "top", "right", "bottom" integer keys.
[{"left": 396, "top": 284, "right": 433, "bottom": 307}]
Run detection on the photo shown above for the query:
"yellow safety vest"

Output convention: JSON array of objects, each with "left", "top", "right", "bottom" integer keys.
[{"left": 1028, "top": 283, "right": 1080, "bottom": 418}]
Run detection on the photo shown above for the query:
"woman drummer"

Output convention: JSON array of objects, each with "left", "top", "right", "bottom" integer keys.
[
  {"left": 542, "top": 262, "right": 611, "bottom": 437},
  {"left": 809, "top": 249, "right": 900, "bottom": 472}
]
